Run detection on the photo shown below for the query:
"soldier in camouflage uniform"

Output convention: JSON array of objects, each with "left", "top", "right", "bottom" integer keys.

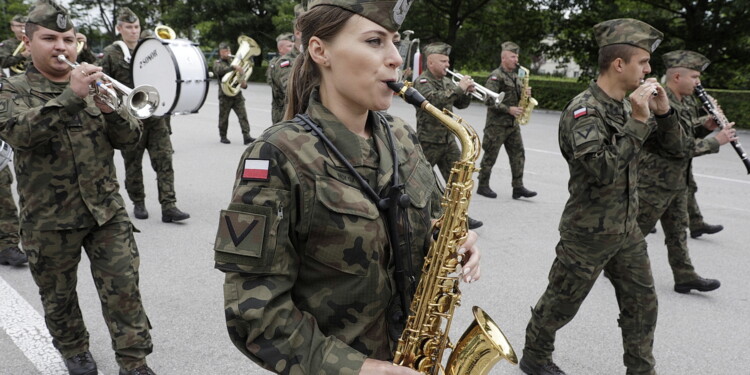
[
  {"left": 414, "top": 42, "right": 483, "bottom": 229},
  {"left": 213, "top": 42, "right": 253, "bottom": 144},
  {"left": 477, "top": 41, "right": 537, "bottom": 200},
  {"left": 0, "top": 15, "right": 30, "bottom": 76},
  {"left": 266, "top": 32, "right": 298, "bottom": 124},
  {"left": 0, "top": 2, "right": 156, "bottom": 374},
  {"left": 98, "top": 7, "right": 190, "bottom": 223},
  {"left": 75, "top": 32, "right": 96, "bottom": 64},
  {"left": 519, "top": 19, "right": 686, "bottom": 375},
  {"left": 214, "top": 1, "right": 481, "bottom": 374},
  {"left": 637, "top": 50, "right": 736, "bottom": 294},
  {"left": 0, "top": 165, "right": 28, "bottom": 266}
]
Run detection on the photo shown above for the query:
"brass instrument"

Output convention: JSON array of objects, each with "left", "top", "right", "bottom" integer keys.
[
  {"left": 154, "top": 25, "right": 176, "bottom": 40},
  {"left": 445, "top": 69, "right": 505, "bottom": 107},
  {"left": 10, "top": 42, "right": 26, "bottom": 74},
  {"left": 57, "top": 55, "right": 160, "bottom": 119},
  {"left": 517, "top": 65, "right": 538, "bottom": 125},
  {"left": 388, "top": 80, "right": 518, "bottom": 375},
  {"left": 220, "top": 35, "right": 261, "bottom": 96}
]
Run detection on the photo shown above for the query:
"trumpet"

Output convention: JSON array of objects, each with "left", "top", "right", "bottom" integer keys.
[
  {"left": 57, "top": 55, "right": 160, "bottom": 120},
  {"left": 446, "top": 69, "right": 505, "bottom": 106}
]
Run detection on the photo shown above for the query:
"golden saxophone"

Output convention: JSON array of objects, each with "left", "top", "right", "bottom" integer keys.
[
  {"left": 387, "top": 81, "right": 517, "bottom": 375},
  {"left": 517, "top": 65, "right": 538, "bottom": 125}
]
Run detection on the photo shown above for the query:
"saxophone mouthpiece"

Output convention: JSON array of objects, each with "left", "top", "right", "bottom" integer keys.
[{"left": 387, "top": 81, "right": 426, "bottom": 108}]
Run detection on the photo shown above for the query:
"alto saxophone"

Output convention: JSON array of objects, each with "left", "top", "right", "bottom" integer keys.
[
  {"left": 387, "top": 81, "right": 517, "bottom": 375},
  {"left": 517, "top": 65, "right": 538, "bottom": 125}
]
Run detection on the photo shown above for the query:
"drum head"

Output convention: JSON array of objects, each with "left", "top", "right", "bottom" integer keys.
[{"left": 132, "top": 38, "right": 209, "bottom": 116}]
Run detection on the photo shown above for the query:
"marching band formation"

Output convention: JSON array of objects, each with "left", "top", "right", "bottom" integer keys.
[{"left": 0, "top": 1, "right": 743, "bottom": 375}]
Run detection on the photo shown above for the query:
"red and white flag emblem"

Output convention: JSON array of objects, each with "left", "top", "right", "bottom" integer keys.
[
  {"left": 242, "top": 159, "right": 270, "bottom": 180},
  {"left": 573, "top": 107, "right": 588, "bottom": 119},
  {"left": 280, "top": 60, "right": 290, "bottom": 68}
]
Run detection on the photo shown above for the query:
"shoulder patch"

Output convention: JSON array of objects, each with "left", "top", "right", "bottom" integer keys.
[
  {"left": 573, "top": 107, "right": 588, "bottom": 119},
  {"left": 0, "top": 43, "right": 4, "bottom": 47},
  {"left": 279, "top": 60, "right": 291, "bottom": 68},
  {"left": 242, "top": 158, "right": 270, "bottom": 181},
  {"left": 490, "top": 76, "right": 498, "bottom": 80},
  {"left": 419, "top": 78, "right": 428, "bottom": 83},
  {"left": 215, "top": 209, "right": 267, "bottom": 257}
]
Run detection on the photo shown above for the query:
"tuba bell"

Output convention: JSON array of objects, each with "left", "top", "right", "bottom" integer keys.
[
  {"left": 154, "top": 25, "right": 176, "bottom": 40},
  {"left": 220, "top": 35, "right": 261, "bottom": 97}
]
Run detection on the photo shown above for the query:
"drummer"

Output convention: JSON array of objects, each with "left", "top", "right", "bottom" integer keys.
[{"left": 98, "top": 7, "right": 190, "bottom": 223}]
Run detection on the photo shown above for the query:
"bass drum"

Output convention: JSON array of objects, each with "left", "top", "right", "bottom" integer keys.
[{"left": 131, "top": 38, "right": 209, "bottom": 116}]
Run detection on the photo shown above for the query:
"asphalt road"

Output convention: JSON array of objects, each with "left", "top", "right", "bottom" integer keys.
[{"left": 1, "top": 81, "right": 748, "bottom": 375}]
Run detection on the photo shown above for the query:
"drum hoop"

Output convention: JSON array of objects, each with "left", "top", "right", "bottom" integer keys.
[{"left": 195, "top": 40, "right": 210, "bottom": 115}]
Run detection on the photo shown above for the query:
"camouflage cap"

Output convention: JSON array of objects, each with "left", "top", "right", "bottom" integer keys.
[
  {"left": 117, "top": 7, "right": 139, "bottom": 24},
  {"left": 26, "top": 0, "right": 73, "bottom": 33},
  {"left": 140, "top": 29, "right": 155, "bottom": 39},
  {"left": 276, "top": 33, "right": 294, "bottom": 43},
  {"left": 218, "top": 42, "right": 230, "bottom": 50},
  {"left": 423, "top": 42, "right": 451, "bottom": 57},
  {"left": 307, "top": 0, "right": 413, "bottom": 31},
  {"left": 593, "top": 18, "right": 663, "bottom": 53},
  {"left": 662, "top": 50, "right": 710, "bottom": 72},
  {"left": 502, "top": 41, "right": 520, "bottom": 54},
  {"left": 11, "top": 15, "right": 27, "bottom": 23}
]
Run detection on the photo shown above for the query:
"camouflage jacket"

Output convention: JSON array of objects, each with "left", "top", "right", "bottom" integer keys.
[
  {"left": 638, "top": 87, "right": 718, "bottom": 192},
  {"left": 214, "top": 88, "right": 441, "bottom": 374},
  {"left": 0, "top": 66, "right": 141, "bottom": 230},
  {"left": 98, "top": 42, "right": 135, "bottom": 88},
  {"left": 0, "top": 38, "right": 27, "bottom": 73},
  {"left": 414, "top": 69, "right": 472, "bottom": 143},
  {"left": 213, "top": 57, "right": 244, "bottom": 99},
  {"left": 266, "top": 48, "right": 299, "bottom": 124},
  {"left": 483, "top": 66, "right": 521, "bottom": 126},
  {"left": 558, "top": 80, "right": 683, "bottom": 235}
]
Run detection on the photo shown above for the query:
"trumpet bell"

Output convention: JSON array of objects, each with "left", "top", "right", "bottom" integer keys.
[
  {"left": 446, "top": 306, "right": 518, "bottom": 375},
  {"left": 126, "top": 85, "right": 160, "bottom": 119}
]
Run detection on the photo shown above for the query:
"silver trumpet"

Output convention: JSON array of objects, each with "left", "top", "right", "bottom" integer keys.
[
  {"left": 446, "top": 68, "right": 505, "bottom": 106},
  {"left": 57, "top": 55, "right": 160, "bottom": 119}
]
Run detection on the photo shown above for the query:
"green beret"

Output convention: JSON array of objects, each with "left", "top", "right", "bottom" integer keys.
[
  {"left": 26, "top": 0, "right": 73, "bottom": 33},
  {"left": 423, "top": 42, "right": 451, "bottom": 57},
  {"left": 218, "top": 42, "right": 230, "bottom": 50},
  {"left": 502, "top": 41, "right": 520, "bottom": 54},
  {"left": 662, "top": 50, "right": 710, "bottom": 72},
  {"left": 308, "top": 0, "right": 412, "bottom": 32},
  {"left": 593, "top": 18, "right": 663, "bottom": 53},
  {"left": 117, "top": 7, "right": 139, "bottom": 24},
  {"left": 276, "top": 33, "right": 294, "bottom": 43},
  {"left": 11, "top": 15, "right": 27, "bottom": 23}
]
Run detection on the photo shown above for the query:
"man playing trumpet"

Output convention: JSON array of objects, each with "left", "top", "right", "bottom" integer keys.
[{"left": 0, "top": 1, "right": 157, "bottom": 374}]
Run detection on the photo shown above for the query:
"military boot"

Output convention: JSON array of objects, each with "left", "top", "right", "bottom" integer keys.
[
  {"left": 519, "top": 356, "right": 566, "bottom": 375},
  {"left": 674, "top": 276, "right": 721, "bottom": 293},
  {"left": 119, "top": 365, "right": 156, "bottom": 375},
  {"left": 0, "top": 246, "right": 28, "bottom": 266},
  {"left": 162, "top": 207, "right": 190, "bottom": 223},
  {"left": 243, "top": 135, "right": 256, "bottom": 145},
  {"left": 512, "top": 186, "right": 538, "bottom": 199},
  {"left": 476, "top": 185, "right": 498, "bottom": 198},
  {"left": 220, "top": 136, "right": 230, "bottom": 144},
  {"left": 467, "top": 216, "right": 483, "bottom": 229},
  {"left": 64, "top": 351, "right": 97, "bottom": 375},
  {"left": 690, "top": 223, "right": 723, "bottom": 238},
  {"left": 133, "top": 201, "right": 148, "bottom": 220}
]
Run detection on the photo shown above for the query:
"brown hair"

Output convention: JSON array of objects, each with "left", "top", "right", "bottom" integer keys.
[
  {"left": 283, "top": 5, "right": 354, "bottom": 120},
  {"left": 598, "top": 44, "right": 641, "bottom": 73}
]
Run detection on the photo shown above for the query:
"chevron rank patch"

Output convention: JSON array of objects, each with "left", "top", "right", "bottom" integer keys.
[{"left": 573, "top": 107, "right": 588, "bottom": 119}]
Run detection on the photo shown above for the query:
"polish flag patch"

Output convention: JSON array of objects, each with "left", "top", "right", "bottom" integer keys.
[
  {"left": 419, "top": 78, "right": 428, "bottom": 83},
  {"left": 242, "top": 159, "right": 270, "bottom": 181},
  {"left": 573, "top": 107, "right": 588, "bottom": 119},
  {"left": 279, "top": 60, "right": 291, "bottom": 68},
  {"left": 490, "top": 76, "right": 498, "bottom": 81}
]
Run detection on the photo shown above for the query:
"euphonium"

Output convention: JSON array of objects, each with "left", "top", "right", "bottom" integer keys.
[
  {"left": 517, "top": 65, "right": 538, "bottom": 125},
  {"left": 10, "top": 42, "right": 26, "bottom": 74},
  {"left": 154, "top": 25, "right": 176, "bottom": 40},
  {"left": 57, "top": 55, "right": 160, "bottom": 119},
  {"left": 388, "top": 81, "right": 518, "bottom": 375},
  {"left": 220, "top": 35, "right": 261, "bottom": 97}
]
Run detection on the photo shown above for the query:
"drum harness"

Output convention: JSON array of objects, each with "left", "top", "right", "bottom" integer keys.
[{"left": 294, "top": 113, "right": 417, "bottom": 335}]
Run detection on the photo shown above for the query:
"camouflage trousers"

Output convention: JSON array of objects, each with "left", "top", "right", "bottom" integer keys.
[
  {"left": 0, "top": 167, "right": 20, "bottom": 249},
  {"left": 637, "top": 186, "right": 698, "bottom": 283},
  {"left": 686, "top": 189, "right": 705, "bottom": 231},
  {"left": 523, "top": 229, "right": 657, "bottom": 375},
  {"left": 21, "top": 212, "right": 152, "bottom": 369},
  {"left": 420, "top": 139, "right": 460, "bottom": 183},
  {"left": 218, "top": 95, "right": 250, "bottom": 138},
  {"left": 478, "top": 124, "right": 525, "bottom": 188},
  {"left": 121, "top": 116, "right": 177, "bottom": 209}
]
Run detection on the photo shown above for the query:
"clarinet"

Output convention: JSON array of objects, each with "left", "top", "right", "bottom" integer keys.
[{"left": 694, "top": 84, "right": 750, "bottom": 174}]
